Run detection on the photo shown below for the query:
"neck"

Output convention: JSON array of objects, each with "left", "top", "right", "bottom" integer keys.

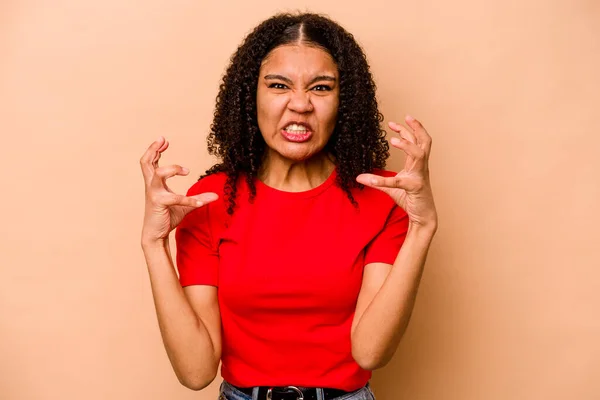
[{"left": 257, "top": 151, "right": 336, "bottom": 192}]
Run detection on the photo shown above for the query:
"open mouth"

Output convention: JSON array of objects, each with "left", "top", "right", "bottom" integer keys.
[{"left": 281, "top": 123, "right": 313, "bottom": 143}]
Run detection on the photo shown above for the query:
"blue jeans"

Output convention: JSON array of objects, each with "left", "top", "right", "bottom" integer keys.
[{"left": 218, "top": 380, "right": 376, "bottom": 400}]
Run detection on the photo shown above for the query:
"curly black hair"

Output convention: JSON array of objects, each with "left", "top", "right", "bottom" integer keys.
[{"left": 203, "top": 12, "right": 390, "bottom": 215}]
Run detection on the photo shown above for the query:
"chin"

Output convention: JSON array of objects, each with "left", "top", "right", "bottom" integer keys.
[
  {"left": 279, "top": 149, "right": 315, "bottom": 162},
  {"left": 263, "top": 132, "right": 331, "bottom": 163}
]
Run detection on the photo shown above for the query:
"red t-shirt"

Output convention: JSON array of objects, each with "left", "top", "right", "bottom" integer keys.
[{"left": 175, "top": 168, "right": 408, "bottom": 391}]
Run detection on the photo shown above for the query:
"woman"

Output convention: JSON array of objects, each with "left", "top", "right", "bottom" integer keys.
[{"left": 140, "top": 12, "right": 437, "bottom": 400}]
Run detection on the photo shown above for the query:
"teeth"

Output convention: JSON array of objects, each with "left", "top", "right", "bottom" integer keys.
[{"left": 285, "top": 124, "right": 308, "bottom": 132}]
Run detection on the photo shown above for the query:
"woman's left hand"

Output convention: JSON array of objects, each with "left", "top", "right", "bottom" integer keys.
[{"left": 356, "top": 115, "right": 438, "bottom": 230}]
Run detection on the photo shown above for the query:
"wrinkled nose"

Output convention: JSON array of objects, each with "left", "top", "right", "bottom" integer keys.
[{"left": 287, "top": 90, "right": 314, "bottom": 113}]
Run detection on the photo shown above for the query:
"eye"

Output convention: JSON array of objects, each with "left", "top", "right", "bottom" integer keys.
[
  {"left": 268, "top": 83, "right": 288, "bottom": 89},
  {"left": 311, "top": 85, "right": 332, "bottom": 91}
]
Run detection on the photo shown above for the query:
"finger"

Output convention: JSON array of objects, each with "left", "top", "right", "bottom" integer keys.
[
  {"left": 163, "top": 192, "right": 219, "bottom": 208},
  {"left": 356, "top": 173, "right": 420, "bottom": 193},
  {"left": 356, "top": 174, "right": 395, "bottom": 196},
  {"left": 158, "top": 138, "right": 169, "bottom": 152},
  {"left": 152, "top": 139, "right": 169, "bottom": 167},
  {"left": 390, "top": 136, "right": 426, "bottom": 165},
  {"left": 356, "top": 174, "right": 407, "bottom": 197},
  {"left": 356, "top": 173, "right": 404, "bottom": 188},
  {"left": 405, "top": 115, "right": 432, "bottom": 151},
  {"left": 140, "top": 136, "right": 165, "bottom": 166},
  {"left": 154, "top": 164, "right": 190, "bottom": 181},
  {"left": 190, "top": 192, "right": 219, "bottom": 207},
  {"left": 389, "top": 121, "right": 416, "bottom": 144},
  {"left": 140, "top": 137, "right": 167, "bottom": 181}
]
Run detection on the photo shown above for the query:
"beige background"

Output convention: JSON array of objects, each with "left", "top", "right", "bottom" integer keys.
[{"left": 1, "top": 0, "right": 599, "bottom": 399}]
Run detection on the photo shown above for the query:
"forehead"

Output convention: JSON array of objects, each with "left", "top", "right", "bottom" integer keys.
[{"left": 260, "top": 44, "right": 338, "bottom": 76}]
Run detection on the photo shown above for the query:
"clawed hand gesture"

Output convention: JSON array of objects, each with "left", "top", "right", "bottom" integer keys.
[
  {"left": 140, "top": 137, "right": 218, "bottom": 244},
  {"left": 356, "top": 115, "right": 437, "bottom": 230}
]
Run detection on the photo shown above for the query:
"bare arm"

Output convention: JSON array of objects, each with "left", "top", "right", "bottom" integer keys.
[
  {"left": 351, "top": 224, "right": 435, "bottom": 370},
  {"left": 142, "top": 238, "right": 221, "bottom": 390},
  {"left": 353, "top": 115, "right": 438, "bottom": 370},
  {"left": 139, "top": 137, "right": 221, "bottom": 390}
]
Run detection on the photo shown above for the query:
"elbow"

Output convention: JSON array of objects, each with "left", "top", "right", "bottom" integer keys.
[
  {"left": 354, "top": 354, "right": 386, "bottom": 371},
  {"left": 176, "top": 366, "right": 218, "bottom": 391},
  {"left": 179, "top": 377, "right": 211, "bottom": 391},
  {"left": 354, "top": 358, "right": 377, "bottom": 371},
  {"left": 178, "top": 374, "right": 215, "bottom": 391},
  {"left": 352, "top": 344, "right": 387, "bottom": 371}
]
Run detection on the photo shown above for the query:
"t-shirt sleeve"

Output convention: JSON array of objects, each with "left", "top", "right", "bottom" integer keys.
[
  {"left": 174, "top": 185, "right": 219, "bottom": 287},
  {"left": 364, "top": 204, "right": 409, "bottom": 265}
]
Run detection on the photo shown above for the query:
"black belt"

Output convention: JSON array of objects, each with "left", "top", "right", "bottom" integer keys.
[{"left": 232, "top": 384, "right": 355, "bottom": 400}]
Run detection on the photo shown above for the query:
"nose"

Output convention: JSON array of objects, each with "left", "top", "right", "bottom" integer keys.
[{"left": 287, "top": 90, "right": 314, "bottom": 113}]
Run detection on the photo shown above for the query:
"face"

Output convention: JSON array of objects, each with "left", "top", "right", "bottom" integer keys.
[{"left": 256, "top": 44, "right": 339, "bottom": 163}]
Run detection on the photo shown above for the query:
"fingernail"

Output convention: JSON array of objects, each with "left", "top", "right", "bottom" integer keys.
[
  {"left": 391, "top": 137, "right": 401, "bottom": 145},
  {"left": 371, "top": 178, "right": 378, "bottom": 185},
  {"left": 406, "top": 114, "right": 415, "bottom": 122},
  {"left": 196, "top": 201, "right": 203, "bottom": 206},
  {"left": 181, "top": 167, "right": 189, "bottom": 173}
]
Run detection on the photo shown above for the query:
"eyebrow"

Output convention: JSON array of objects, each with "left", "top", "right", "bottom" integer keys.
[{"left": 264, "top": 74, "right": 337, "bottom": 86}]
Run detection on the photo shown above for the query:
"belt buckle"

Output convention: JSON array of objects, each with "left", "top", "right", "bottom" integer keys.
[{"left": 266, "top": 386, "right": 304, "bottom": 400}]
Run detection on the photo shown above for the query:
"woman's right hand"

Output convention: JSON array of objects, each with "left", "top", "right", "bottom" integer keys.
[{"left": 140, "top": 136, "right": 218, "bottom": 245}]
